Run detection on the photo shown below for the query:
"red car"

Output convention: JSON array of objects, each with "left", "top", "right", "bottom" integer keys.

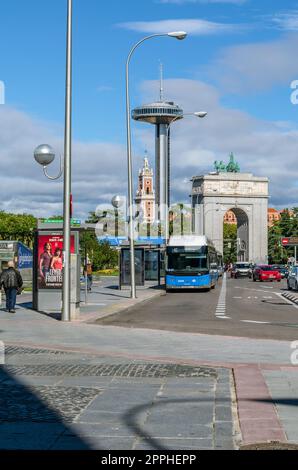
[{"left": 252, "top": 265, "right": 282, "bottom": 282}]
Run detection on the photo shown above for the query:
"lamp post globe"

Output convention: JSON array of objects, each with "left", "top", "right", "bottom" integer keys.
[
  {"left": 111, "top": 195, "right": 124, "bottom": 209},
  {"left": 34, "top": 144, "right": 55, "bottom": 167}
]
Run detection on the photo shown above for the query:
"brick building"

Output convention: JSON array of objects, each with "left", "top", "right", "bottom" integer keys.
[{"left": 224, "top": 208, "right": 294, "bottom": 227}]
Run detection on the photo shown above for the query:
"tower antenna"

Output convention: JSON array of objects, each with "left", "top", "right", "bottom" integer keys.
[{"left": 159, "top": 61, "right": 164, "bottom": 102}]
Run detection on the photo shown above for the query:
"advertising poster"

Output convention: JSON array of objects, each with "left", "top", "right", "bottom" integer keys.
[
  {"left": 18, "top": 243, "right": 33, "bottom": 269},
  {"left": 38, "top": 234, "right": 75, "bottom": 289}
]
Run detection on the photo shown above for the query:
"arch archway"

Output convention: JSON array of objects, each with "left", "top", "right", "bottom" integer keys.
[
  {"left": 191, "top": 172, "right": 268, "bottom": 264},
  {"left": 223, "top": 208, "right": 249, "bottom": 262}
]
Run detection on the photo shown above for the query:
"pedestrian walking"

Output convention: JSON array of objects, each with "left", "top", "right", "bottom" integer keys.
[
  {"left": 84, "top": 263, "right": 93, "bottom": 292},
  {"left": 0, "top": 261, "right": 23, "bottom": 313}
]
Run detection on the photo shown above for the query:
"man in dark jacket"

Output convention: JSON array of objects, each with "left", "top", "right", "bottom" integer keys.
[{"left": 0, "top": 261, "right": 23, "bottom": 313}]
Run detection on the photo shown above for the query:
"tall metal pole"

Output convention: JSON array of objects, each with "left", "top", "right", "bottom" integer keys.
[
  {"left": 125, "top": 52, "right": 137, "bottom": 299},
  {"left": 62, "top": 0, "right": 72, "bottom": 321},
  {"left": 125, "top": 34, "right": 168, "bottom": 299}
]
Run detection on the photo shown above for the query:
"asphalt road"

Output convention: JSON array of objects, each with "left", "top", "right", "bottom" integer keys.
[{"left": 98, "top": 275, "right": 298, "bottom": 341}]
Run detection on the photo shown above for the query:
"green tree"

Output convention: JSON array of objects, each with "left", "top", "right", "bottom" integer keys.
[
  {"left": 80, "top": 226, "right": 118, "bottom": 271},
  {"left": 223, "top": 223, "right": 237, "bottom": 263},
  {"left": 268, "top": 208, "right": 298, "bottom": 263},
  {"left": 0, "top": 211, "right": 37, "bottom": 247},
  {"left": 268, "top": 221, "right": 288, "bottom": 263}
]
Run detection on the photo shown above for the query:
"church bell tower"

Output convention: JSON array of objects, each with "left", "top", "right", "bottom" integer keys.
[{"left": 135, "top": 155, "right": 155, "bottom": 224}]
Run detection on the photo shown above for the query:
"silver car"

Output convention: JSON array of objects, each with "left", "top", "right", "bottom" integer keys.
[
  {"left": 287, "top": 266, "right": 298, "bottom": 291},
  {"left": 232, "top": 262, "right": 251, "bottom": 278}
]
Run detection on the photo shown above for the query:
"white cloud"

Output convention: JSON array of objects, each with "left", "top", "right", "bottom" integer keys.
[
  {"left": 1, "top": 76, "right": 298, "bottom": 222},
  {"left": 272, "top": 11, "right": 298, "bottom": 31},
  {"left": 135, "top": 78, "right": 298, "bottom": 208},
  {"left": 118, "top": 18, "right": 237, "bottom": 36},
  {"left": 0, "top": 106, "right": 127, "bottom": 220},
  {"left": 205, "top": 33, "right": 298, "bottom": 93}
]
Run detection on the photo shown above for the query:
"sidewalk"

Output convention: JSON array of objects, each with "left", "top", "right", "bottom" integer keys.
[
  {"left": 2, "top": 276, "right": 165, "bottom": 323},
  {"left": 1, "top": 282, "right": 298, "bottom": 449},
  {"left": 78, "top": 277, "right": 165, "bottom": 323},
  {"left": 0, "top": 347, "right": 236, "bottom": 450}
]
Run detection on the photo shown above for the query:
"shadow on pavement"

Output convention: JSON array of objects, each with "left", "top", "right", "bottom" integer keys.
[
  {"left": 123, "top": 397, "right": 230, "bottom": 450},
  {"left": 261, "top": 300, "right": 292, "bottom": 306},
  {"left": 254, "top": 398, "right": 298, "bottom": 407},
  {"left": 0, "top": 366, "right": 91, "bottom": 450}
]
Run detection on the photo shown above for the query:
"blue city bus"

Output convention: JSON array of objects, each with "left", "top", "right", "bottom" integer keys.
[{"left": 165, "top": 235, "right": 218, "bottom": 291}]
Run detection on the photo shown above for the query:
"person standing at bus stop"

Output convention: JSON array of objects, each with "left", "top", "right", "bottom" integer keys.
[
  {"left": 0, "top": 261, "right": 23, "bottom": 313},
  {"left": 84, "top": 263, "right": 93, "bottom": 292}
]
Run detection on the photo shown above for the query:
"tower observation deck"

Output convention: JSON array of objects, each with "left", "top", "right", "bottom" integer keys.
[{"left": 132, "top": 100, "right": 184, "bottom": 237}]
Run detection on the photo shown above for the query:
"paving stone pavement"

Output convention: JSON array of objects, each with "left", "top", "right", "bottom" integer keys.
[
  {"left": 0, "top": 346, "right": 237, "bottom": 450},
  {"left": 263, "top": 370, "right": 298, "bottom": 443}
]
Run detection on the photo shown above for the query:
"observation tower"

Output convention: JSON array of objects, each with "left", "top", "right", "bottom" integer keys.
[{"left": 132, "top": 67, "right": 183, "bottom": 236}]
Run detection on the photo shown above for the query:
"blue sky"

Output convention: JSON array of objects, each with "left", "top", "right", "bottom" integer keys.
[{"left": 1, "top": 0, "right": 298, "bottom": 217}]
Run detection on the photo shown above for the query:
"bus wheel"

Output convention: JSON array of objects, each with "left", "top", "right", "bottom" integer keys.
[{"left": 211, "top": 284, "right": 215, "bottom": 289}]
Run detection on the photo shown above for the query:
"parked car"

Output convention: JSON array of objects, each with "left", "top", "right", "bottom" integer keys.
[
  {"left": 252, "top": 265, "right": 281, "bottom": 282},
  {"left": 271, "top": 264, "right": 288, "bottom": 279},
  {"left": 230, "top": 262, "right": 251, "bottom": 278},
  {"left": 287, "top": 266, "right": 298, "bottom": 290}
]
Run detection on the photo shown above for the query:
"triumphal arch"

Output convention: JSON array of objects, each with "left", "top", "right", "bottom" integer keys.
[{"left": 191, "top": 154, "right": 269, "bottom": 263}]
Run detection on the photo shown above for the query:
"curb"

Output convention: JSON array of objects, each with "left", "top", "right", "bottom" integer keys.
[{"left": 73, "top": 289, "right": 165, "bottom": 323}]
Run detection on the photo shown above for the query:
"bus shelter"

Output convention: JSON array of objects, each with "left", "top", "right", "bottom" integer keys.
[
  {"left": 32, "top": 220, "right": 81, "bottom": 318},
  {"left": 119, "top": 242, "right": 163, "bottom": 289},
  {"left": 0, "top": 241, "right": 33, "bottom": 283}
]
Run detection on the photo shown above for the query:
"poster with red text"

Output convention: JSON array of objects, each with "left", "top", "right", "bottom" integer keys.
[{"left": 37, "top": 234, "right": 75, "bottom": 289}]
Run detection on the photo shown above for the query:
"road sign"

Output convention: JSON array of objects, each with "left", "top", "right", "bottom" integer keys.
[{"left": 281, "top": 237, "right": 298, "bottom": 246}]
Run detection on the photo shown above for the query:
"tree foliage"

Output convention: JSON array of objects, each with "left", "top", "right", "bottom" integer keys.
[
  {"left": 81, "top": 212, "right": 119, "bottom": 270},
  {"left": 223, "top": 223, "right": 237, "bottom": 263},
  {"left": 268, "top": 209, "right": 298, "bottom": 263},
  {"left": 0, "top": 211, "right": 37, "bottom": 247}
]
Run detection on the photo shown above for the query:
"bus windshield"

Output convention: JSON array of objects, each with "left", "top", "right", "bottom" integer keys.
[{"left": 167, "top": 246, "right": 208, "bottom": 272}]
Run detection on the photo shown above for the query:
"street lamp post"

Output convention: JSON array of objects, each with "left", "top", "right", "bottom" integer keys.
[
  {"left": 62, "top": 0, "right": 73, "bottom": 322},
  {"left": 33, "top": 0, "right": 73, "bottom": 322},
  {"left": 125, "top": 31, "right": 187, "bottom": 299}
]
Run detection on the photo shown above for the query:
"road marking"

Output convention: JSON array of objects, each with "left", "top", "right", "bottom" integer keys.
[
  {"left": 241, "top": 320, "right": 270, "bottom": 324},
  {"left": 83, "top": 303, "right": 107, "bottom": 306},
  {"left": 215, "top": 273, "right": 228, "bottom": 318},
  {"left": 233, "top": 296, "right": 242, "bottom": 299},
  {"left": 234, "top": 286, "right": 280, "bottom": 294}
]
